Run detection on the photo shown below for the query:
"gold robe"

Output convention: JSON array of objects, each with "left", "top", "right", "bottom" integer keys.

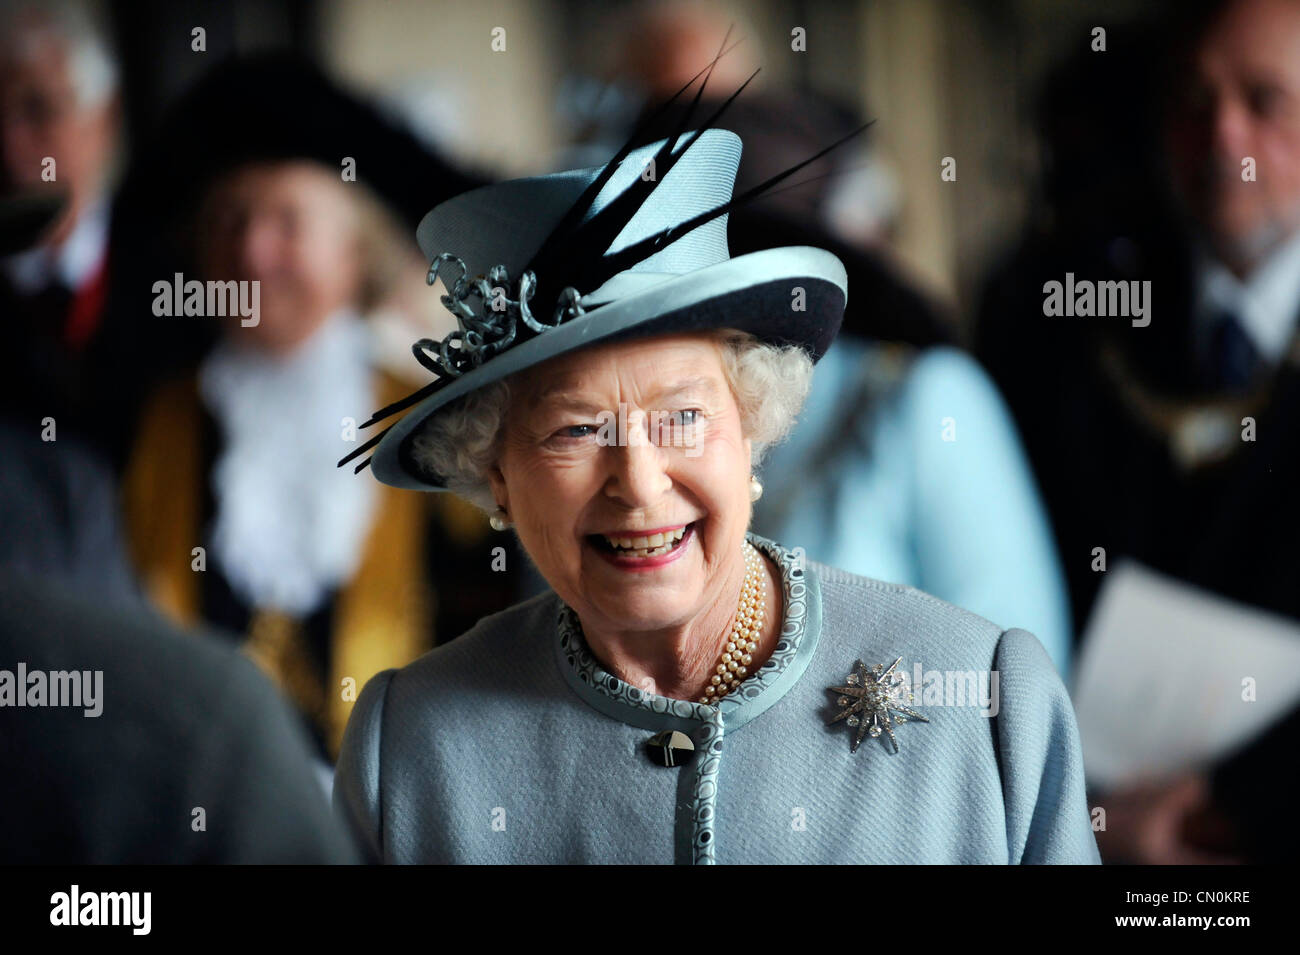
[{"left": 121, "top": 371, "right": 488, "bottom": 758}]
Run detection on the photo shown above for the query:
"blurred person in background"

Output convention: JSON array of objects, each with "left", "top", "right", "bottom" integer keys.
[
  {"left": 0, "top": 189, "right": 137, "bottom": 602},
  {"left": 976, "top": 0, "right": 1300, "bottom": 861},
  {"left": 0, "top": 574, "right": 363, "bottom": 863},
  {"left": 1, "top": 0, "right": 209, "bottom": 477},
  {"left": 0, "top": 2, "right": 147, "bottom": 609},
  {"left": 0, "top": 186, "right": 358, "bottom": 865},
  {"left": 119, "top": 56, "right": 523, "bottom": 763},
  {"left": 0, "top": 0, "right": 148, "bottom": 467},
  {"left": 606, "top": 3, "right": 1074, "bottom": 676}
]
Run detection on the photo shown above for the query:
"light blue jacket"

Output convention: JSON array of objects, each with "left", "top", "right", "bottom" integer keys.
[
  {"left": 753, "top": 339, "right": 1074, "bottom": 677},
  {"left": 335, "top": 534, "right": 1100, "bottom": 864}
]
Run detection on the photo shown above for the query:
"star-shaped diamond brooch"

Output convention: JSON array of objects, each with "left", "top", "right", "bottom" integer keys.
[{"left": 827, "top": 658, "right": 929, "bottom": 753}]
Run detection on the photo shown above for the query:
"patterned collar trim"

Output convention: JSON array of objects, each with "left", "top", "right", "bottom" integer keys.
[{"left": 553, "top": 532, "right": 823, "bottom": 734}]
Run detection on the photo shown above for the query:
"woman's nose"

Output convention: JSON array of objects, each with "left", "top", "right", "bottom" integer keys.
[{"left": 603, "top": 409, "right": 672, "bottom": 507}]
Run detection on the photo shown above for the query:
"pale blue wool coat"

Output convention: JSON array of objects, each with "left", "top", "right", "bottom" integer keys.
[{"left": 334, "top": 534, "right": 1101, "bottom": 864}]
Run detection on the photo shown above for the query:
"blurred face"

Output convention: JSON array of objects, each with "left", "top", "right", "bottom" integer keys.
[
  {"left": 198, "top": 161, "right": 362, "bottom": 354},
  {"left": 488, "top": 333, "right": 754, "bottom": 637},
  {"left": 0, "top": 29, "right": 117, "bottom": 243},
  {"left": 1166, "top": 0, "right": 1300, "bottom": 271},
  {"left": 629, "top": 5, "right": 758, "bottom": 100}
]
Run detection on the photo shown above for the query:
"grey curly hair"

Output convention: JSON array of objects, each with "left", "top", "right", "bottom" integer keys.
[{"left": 409, "top": 328, "right": 814, "bottom": 511}]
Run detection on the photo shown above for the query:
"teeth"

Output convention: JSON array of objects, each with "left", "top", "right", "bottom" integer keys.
[{"left": 601, "top": 526, "right": 688, "bottom": 555}]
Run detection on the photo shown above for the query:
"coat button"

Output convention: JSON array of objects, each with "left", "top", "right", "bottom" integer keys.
[{"left": 645, "top": 730, "right": 695, "bottom": 767}]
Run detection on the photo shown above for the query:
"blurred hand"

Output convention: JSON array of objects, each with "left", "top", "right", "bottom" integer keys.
[{"left": 1095, "top": 774, "right": 1244, "bottom": 865}]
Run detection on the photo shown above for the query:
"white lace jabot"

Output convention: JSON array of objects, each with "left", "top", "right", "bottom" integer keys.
[{"left": 198, "top": 310, "right": 377, "bottom": 616}]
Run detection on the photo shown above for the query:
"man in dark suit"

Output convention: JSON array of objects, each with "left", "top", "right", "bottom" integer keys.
[
  {"left": 975, "top": 0, "right": 1300, "bottom": 863},
  {"left": 0, "top": 1, "right": 215, "bottom": 471},
  {"left": 0, "top": 2, "right": 132, "bottom": 464}
]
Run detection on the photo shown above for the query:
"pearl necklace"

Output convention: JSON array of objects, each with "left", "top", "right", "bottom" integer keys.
[{"left": 699, "top": 541, "right": 767, "bottom": 704}]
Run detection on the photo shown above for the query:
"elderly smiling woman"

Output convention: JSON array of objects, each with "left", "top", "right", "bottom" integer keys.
[{"left": 334, "top": 123, "right": 1101, "bottom": 865}]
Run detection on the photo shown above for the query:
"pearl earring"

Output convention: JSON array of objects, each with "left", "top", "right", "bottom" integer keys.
[
  {"left": 489, "top": 507, "right": 511, "bottom": 531},
  {"left": 749, "top": 475, "right": 763, "bottom": 502}
]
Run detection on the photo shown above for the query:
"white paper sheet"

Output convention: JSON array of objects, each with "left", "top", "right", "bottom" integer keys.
[{"left": 1073, "top": 560, "right": 1300, "bottom": 790}]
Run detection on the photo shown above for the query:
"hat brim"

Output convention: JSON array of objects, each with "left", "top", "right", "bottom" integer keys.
[{"left": 369, "top": 245, "right": 847, "bottom": 490}]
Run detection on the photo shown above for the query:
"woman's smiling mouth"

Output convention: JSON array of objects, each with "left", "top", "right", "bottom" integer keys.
[{"left": 587, "top": 522, "right": 696, "bottom": 565}]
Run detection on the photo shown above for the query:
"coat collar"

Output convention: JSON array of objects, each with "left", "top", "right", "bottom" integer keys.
[{"left": 552, "top": 532, "right": 823, "bottom": 733}]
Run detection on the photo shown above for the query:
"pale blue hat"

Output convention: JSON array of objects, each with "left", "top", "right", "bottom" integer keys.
[{"left": 343, "top": 122, "right": 849, "bottom": 491}]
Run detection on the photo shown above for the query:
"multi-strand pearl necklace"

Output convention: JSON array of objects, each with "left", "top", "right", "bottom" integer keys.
[{"left": 699, "top": 541, "right": 767, "bottom": 704}]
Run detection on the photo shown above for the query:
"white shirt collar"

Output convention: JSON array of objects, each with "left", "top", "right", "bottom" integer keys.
[
  {"left": 1194, "top": 227, "right": 1300, "bottom": 364},
  {"left": 2, "top": 199, "right": 110, "bottom": 295}
]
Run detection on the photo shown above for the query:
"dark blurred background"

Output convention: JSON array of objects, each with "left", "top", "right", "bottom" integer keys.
[{"left": 81, "top": 0, "right": 1179, "bottom": 314}]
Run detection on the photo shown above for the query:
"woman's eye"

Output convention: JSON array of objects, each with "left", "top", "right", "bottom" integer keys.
[
  {"left": 558, "top": 424, "right": 596, "bottom": 439},
  {"left": 655, "top": 409, "right": 703, "bottom": 445},
  {"left": 664, "top": 409, "right": 701, "bottom": 428}
]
